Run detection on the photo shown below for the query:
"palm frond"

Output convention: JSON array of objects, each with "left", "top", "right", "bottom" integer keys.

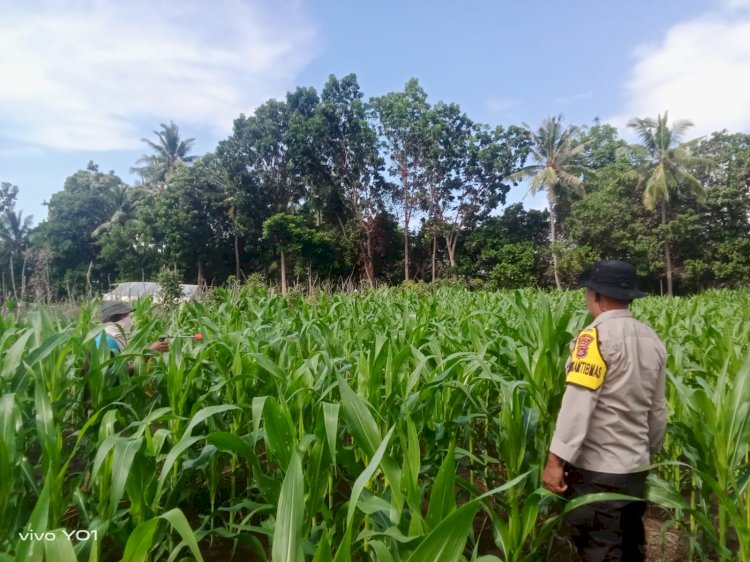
[
  {"left": 643, "top": 163, "right": 668, "bottom": 210},
  {"left": 627, "top": 118, "right": 659, "bottom": 155},
  {"left": 673, "top": 167, "right": 706, "bottom": 202},
  {"left": 507, "top": 165, "right": 542, "bottom": 182},
  {"left": 669, "top": 118, "right": 695, "bottom": 145},
  {"left": 556, "top": 169, "right": 583, "bottom": 188}
]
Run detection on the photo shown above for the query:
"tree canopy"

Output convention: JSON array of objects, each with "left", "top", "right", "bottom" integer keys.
[{"left": 5, "top": 76, "right": 750, "bottom": 299}]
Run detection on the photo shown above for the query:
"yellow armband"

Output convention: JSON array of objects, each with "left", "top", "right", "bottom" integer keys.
[{"left": 566, "top": 327, "right": 607, "bottom": 390}]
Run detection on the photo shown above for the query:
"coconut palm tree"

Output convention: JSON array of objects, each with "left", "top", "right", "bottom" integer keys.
[
  {"left": 0, "top": 209, "right": 33, "bottom": 298},
  {"left": 626, "top": 112, "right": 705, "bottom": 296},
  {"left": 91, "top": 185, "right": 136, "bottom": 238},
  {"left": 509, "top": 116, "right": 588, "bottom": 289},
  {"left": 131, "top": 121, "right": 197, "bottom": 189}
]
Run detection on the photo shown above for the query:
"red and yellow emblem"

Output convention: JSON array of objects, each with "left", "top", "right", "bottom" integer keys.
[
  {"left": 566, "top": 328, "right": 607, "bottom": 390},
  {"left": 575, "top": 333, "right": 594, "bottom": 358}
]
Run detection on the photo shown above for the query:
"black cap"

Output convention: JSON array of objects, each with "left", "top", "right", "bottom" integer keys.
[
  {"left": 99, "top": 300, "right": 134, "bottom": 322},
  {"left": 577, "top": 260, "right": 646, "bottom": 301}
]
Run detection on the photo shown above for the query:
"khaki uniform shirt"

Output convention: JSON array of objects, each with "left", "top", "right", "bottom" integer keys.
[{"left": 549, "top": 309, "right": 667, "bottom": 474}]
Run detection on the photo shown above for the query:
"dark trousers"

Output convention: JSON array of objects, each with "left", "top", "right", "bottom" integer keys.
[{"left": 564, "top": 465, "right": 648, "bottom": 562}]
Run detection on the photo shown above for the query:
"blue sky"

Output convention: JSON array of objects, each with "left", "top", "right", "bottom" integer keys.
[{"left": 2, "top": 0, "right": 749, "bottom": 224}]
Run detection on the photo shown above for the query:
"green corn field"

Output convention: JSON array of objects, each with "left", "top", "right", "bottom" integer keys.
[{"left": 0, "top": 287, "right": 749, "bottom": 561}]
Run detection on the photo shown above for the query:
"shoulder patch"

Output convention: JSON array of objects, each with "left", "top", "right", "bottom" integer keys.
[{"left": 566, "top": 327, "right": 607, "bottom": 390}]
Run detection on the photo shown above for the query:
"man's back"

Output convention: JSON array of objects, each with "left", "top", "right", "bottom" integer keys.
[{"left": 575, "top": 309, "right": 667, "bottom": 472}]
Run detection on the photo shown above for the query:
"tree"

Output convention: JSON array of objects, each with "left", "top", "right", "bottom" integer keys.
[
  {"left": 462, "top": 203, "right": 549, "bottom": 286},
  {"left": 315, "top": 74, "right": 390, "bottom": 285},
  {"left": 132, "top": 121, "right": 197, "bottom": 189},
  {"left": 153, "top": 155, "right": 233, "bottom": 285},
  {"left": 415, "top": 101, "right": 470, "bottom": 278},
  {"left": 38, "top": 162, "right": 127, "bottom": 296},
  {"left": 0, "top": 182, "right": 19, "bottom": 215},
  {"left": 217, "top": 90, "right": 320, "bottom": 285},
  {"left": 96, "top": 211, "right": 164, "bottom": 282},
  {"left": 91, "top": 184, "right": 148, "bottom": 238},
  {"left": 574, "top": 119, "right": 627, "bottom": 171},
  {"left": 566, "top": 164, "right": 663, "bottom": 286},
  {"left": 625, "top": 112, "right": 706, "bottom": 296},
  {"left": 262, "top": 213, "right": 315, "bottom": 293},
  {"left": 680, "top": 131, "right": 750, "bottom": 289},
  {"left": 508, "top": 116, "right": 588, "bottom": 289},
  {"left": 0, "top": 209, "right": 33, "bottom": 299},
  {"left": 0, "top": 182, "right": 25, "bottom": 297},
  {"left": 441, "top": 121, "right": 530, "bottom": 270},
  {"left": 371, "top": 79, "right": 431, "bottom": 281}
]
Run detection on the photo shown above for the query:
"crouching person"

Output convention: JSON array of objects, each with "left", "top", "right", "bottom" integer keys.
[{"left": 97, "top": 301, "right": 169, "bottom": 355}]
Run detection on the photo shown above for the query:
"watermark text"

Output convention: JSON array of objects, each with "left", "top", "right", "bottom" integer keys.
[{"left": 18, "top": 530, "right": 98, "bottom": 542}]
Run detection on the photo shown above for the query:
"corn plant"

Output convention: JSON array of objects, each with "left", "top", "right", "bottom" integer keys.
[{"left": 1, "top": 288, "right": 748, "bottom": 560}]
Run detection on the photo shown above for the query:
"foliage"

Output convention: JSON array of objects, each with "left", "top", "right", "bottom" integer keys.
[
  {"left": 34, "top": 162, "right": 128, "bottom": 296},
  {"left": 0, "top": 182, "right": 19, "bottom": 216},
  {"left": 488, "top": 243, "right": 538, "bottom": 289},
  {"left": 371, "top": 78, "right": 432, "bottom": 280},
  {"left": 131, "top": 121, "right": 197, "bottom": 188},
  {"left": 565, "top": 166, "right": 663, "bottom": 280},
  {"left": 156, "top": 266, "right": 183, "bottom": 306},
  {"left": 154, "top": 155, "right": 233, "bottom": 283},
  {"left": 11, "top": 81, "right": 750, "bottom": 295},
  {"left": 508, "top": 116, "right": 589, "bottom": 289},
  {"left": 461, "top": 203, "right": 548, "bottom": 286},
  {"left": 624, "top": 112, "right": 707, "bottom": 295}
]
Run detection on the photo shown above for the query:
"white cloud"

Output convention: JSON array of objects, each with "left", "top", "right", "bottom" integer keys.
[
  {"left": 612, "top": 5, "right": 750, "bottom": 138},
  {"left": 0, "top": 0, "right": 319, "bottom": 150},
  {"left": 721, "top": 0, "right": 750, "bottom": 10},
  {"left": 485, "top": 96, "right": 519, "bottom": 114}
]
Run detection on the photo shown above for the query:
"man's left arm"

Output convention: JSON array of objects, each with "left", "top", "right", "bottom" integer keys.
[
  {"left": 548, "top": 384, "right": 601, "bottom": 462},
  {"left": 543, "top": 383, "right": 601, "bottom": 492},
  {"left": 648, "top": 351, "right": 668, "bottom": 455},
  {"left": 543, "top": 328, "right": 615, "bottom": 492}
]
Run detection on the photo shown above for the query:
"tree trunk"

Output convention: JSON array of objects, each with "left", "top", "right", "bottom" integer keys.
[
  {"left": 197, "top": 260, "right": 204, "bottom": 287},
  {"left": 431, "top": 235, "right": 437, "bottom": 282},
  {"left": 9, "top": 255, "right": 16, "bottom": 299},
  {"left": 445, "top": 231, "right": 458, "bottom": 268},
  {"left": 280, "top": 249, "right": 288, "bottom": 294},
  {"left": 401, "top": 160, "right": 410, "bottom": 281},
  {"left": 549, "top": 190, "right": 561, "bottom": 290},
  {"left": 364, "top": 229, "right": 375, "bottom": 286},
  {"left": 21, "top": 252, "right": 27, "bottom": 300},
  {"left": 234, "top": 234, "right": 241, "bottom": 279},
  {"left": 403, "top": 229, "right": 410, "bottom": 281},
  {"left": 86, "top": 261, "right": 93, "bottom": 300},
  {"left": 661, "top": 199, "right": 673, "bottom": 296},
  {"left": 45, "top": 259, "right": 51, "bottom": 304}
]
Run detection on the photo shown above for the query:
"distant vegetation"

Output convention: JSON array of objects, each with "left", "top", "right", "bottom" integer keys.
[{"left": 1, "top": 75, "right": 749, "bottom": 300}]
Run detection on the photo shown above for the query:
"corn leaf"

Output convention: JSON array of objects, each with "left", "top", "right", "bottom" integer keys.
[
  {"left": 272, "top": 451, "right": 305, "bottom": 562},
  {"left": 42, "top": 530, "right": 78, "bottom": 562},
  {"left": 405, "top": 500, "right": 479, "bottom": 562}
]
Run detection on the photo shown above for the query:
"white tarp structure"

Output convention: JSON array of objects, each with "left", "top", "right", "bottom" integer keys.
[{"left": 102, "top": 282, "right": 201, "bottom": 303}]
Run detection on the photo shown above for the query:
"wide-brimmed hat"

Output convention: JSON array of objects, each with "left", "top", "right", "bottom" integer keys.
[
  {"left": 577, "top": 260, "right": 646, "bottom": 301},
  {"left": 99, "top": 300, "right": 134, "bottom": 322}
]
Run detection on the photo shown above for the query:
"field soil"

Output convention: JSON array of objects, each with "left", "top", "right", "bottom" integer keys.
[
  {"left": 548, "top": 506, "right": 688, "bottom": 561},
  {"left": 644, "top": 513, "right": 688, "bottom": 561}
]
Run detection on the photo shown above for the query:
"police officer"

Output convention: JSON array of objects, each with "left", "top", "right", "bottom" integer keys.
[{"left": 542, "top": 260, "right": 667, "bottom": 561}]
